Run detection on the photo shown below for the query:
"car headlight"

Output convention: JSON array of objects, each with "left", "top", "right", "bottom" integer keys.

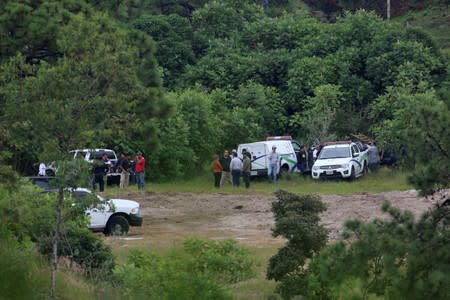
[
  {"left": 131, "top": 207, "right": 140, "bottom": 215},
  {"left": 340, "top": 164, "right": 349, "bottom": 169},
  {"left": 312, "top": 166, "right": 319, "bottom": 171}
]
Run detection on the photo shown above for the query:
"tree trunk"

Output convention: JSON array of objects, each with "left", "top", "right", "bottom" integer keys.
[
  {"left": 387, "top": 0, "right": 391, "bottom": 20},
  {"left": 50, "top": 187, "right": 64, "bottom": 300}
]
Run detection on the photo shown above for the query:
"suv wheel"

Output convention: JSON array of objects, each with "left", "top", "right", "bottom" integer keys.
[
  {"left": 349, "top": 166, "right": 356, "bottom": 181},
  {"left": 105, "top": 215, "right": 129, "bottom": 236}
]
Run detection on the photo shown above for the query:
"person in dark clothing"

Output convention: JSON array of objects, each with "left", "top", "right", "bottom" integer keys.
[
  {"left": 242, "top": 150, "right": 251, "bottom": 189},
  {"left": 297, "top": 145, "right": 308, "bottom": 175},
  {"left": 219, "top": 150, "right": 232, "bottom": 186},
  {"left": 93, "top": 153, "right": 110, "bottom": 192},
  {"left": 307, "top": 146, "right": 315, "bottom": 172},
  {"left": 119, "top": 153, "right": 131, "bottom": 189}
]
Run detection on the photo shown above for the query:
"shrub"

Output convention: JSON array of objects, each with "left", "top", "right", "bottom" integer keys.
[
  {"left": 304, "top": 201, "right": 450, "bottom": 299},
  {"left": 114, "top": 238, "right": 258, "bottom": 299},
  {"left": 267, "top": 190, "right": 328, "bottom": 299}
]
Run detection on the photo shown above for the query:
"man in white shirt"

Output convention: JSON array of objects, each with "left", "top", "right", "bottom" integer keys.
[
  {"left": 229, "top": 152, "right": 243, "bottom": 187},
  {"left": 268, "top": 146, "right": 280, "bottom": 183}
]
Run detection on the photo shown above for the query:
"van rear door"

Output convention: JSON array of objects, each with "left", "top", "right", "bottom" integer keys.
[{"left": 247, "top": 143, "right": 268, "bottom": 176}]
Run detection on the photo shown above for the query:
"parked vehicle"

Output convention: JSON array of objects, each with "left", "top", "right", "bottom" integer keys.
[
  {"left": 311, "top": 141, "right": 368, "bottom": 180},
  {"left": 29, "top": 176, "right": 142, "bottom": 235},
  {"left": 46, "top": 148, "right": 121, "bottom": 185},
  {"left": 237, "top": 136, "right": 301, "bottom": 177}
]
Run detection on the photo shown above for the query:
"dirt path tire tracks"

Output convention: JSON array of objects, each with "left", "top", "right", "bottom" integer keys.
[{"left": 115, "top": 190, "right": 435, "bottom": 248}]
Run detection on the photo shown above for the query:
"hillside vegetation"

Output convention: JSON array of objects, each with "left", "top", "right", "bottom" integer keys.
[{"left": 0, "top": 1, "right": 448, "bottom": 298}]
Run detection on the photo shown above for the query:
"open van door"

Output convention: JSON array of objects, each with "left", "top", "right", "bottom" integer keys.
[{"left": 238, "top": 142, "right": 269, "bottom": 176}]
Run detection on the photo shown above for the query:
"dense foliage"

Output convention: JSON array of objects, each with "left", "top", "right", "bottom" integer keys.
[
  {"left": 114, "top": 237, "right": 257, "bottom": 299},
  {"left": 0, "top": 0, "right": 448, "bottom": 186},
  {"left": 302, "top": 202, "right": 449, "bottom": 300},
  {"left": 267, "top": 190, "right": 328, "bottom": 299}
]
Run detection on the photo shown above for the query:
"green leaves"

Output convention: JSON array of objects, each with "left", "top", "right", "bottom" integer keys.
[
  {"left": 0, "top": 5, "right": 166, "bottom": 172},
  {"left": 267, "top": 190, "right": 328, "bottom": 299},
  {"left": 304, "top": 202, "right": 450, "bottom": 300},
  {"left": 114, "top": 238, "right": 257, "bottom": 299}
]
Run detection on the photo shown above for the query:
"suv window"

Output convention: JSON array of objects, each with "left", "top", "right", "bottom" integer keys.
[{"left": 351, "top": 145, "right": 359, "bottom": 156}]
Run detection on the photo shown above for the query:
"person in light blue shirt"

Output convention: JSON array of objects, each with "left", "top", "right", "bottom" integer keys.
[
  {"left": 268, "top": 146, "right": 280, "bottom": 183},
  {"left": 230, "top": 152, "right": 243, "bottom": 187}
]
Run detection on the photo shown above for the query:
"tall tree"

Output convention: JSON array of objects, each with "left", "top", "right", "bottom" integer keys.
[{"left": 0, "top": 12, "right": 168, "bottom": 172}]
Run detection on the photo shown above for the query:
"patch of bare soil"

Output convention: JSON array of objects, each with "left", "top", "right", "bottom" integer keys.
[{"left": 110, "top": 190, "right": 435, "bottom": 248}]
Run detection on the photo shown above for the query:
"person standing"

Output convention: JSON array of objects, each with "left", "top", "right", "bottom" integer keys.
[
  {"left": 230, "top": 152, "right": 243, "bottom": 187},
  {"left": 38, "top": 162, "right": 46, "bottom": 176},
  {"left": 120, "top": 153, "right": 131, "bottom": 189},
  {"left": 367, "top": 141, "right": 380, "bottom": 172},
  {"left": 268, "top": 146, "right": 280, "bottom": 183},
  {"left": 219, "top": 150, "right": 232, "bottom": 187},
  {"left": 93, "top": 153, "right": 110, "bottom": 193},
  {"left": 297, "top": 145, "right": 307, "bottom": 175},
  {"left": 212, "top": 155, "right": 223, "bottom": 188},
  {"left": 242, "top": 151, "right": 251, "bottom": 189},
  {"left": 135, "top": 151, "right": 146, "bottom": 190}
]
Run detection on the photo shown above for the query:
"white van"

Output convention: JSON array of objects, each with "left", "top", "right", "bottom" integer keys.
[{"left": 237, "top": 137, "right": 301, "bottom": 177}]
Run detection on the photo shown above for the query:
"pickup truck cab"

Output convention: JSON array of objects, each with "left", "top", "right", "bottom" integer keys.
[
  {"left": 72, "top": 188, "right": 142, "bottom": 235},
  {"left": 311, "top": 141, "right": 368, "bottom": 180},
  {"left": 29, "top": 176, "right": 142, "bottom": 235}
]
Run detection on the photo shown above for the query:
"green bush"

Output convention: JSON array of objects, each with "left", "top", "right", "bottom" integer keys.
[
  {"left": 37, "top": 226, "right": 115, "bottom": 278},
  {"left": 267, "top": 190, "right": 328, "bottom": 299},
  {"left": 304, "top": 202, "right": 450, "bottom": 300},
  {"left": 0, "top": 230, "right": 48, "bottom": 300},
  {"left": 114, "top": 238, "right": 257, "bottom": 299}
]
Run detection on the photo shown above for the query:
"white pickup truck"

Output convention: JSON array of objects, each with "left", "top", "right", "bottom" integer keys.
[
  {"left": 311, "top": 141, "right": 368, "bottom": 180},
  {"left": 29, "top": 177, "right": 142, "bottom": 235}
]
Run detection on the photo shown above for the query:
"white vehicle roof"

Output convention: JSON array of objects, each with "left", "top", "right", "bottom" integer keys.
[{"left": 239, "top": 140, "right": 294, "bottom": 154}]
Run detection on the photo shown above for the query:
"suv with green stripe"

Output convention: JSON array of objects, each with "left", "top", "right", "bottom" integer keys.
[{"left": 311, "top": 141, "right": 368, "bottom": 180}]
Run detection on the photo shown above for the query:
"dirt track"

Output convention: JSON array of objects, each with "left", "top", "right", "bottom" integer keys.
[{"left": 110, "top": 190, "right": 436, "bottom": 248}]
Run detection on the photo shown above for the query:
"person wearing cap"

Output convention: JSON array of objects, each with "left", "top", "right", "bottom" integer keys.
[
  {"left": 268, "top": 145, "right": 280, "bottom": 183},
  {"left": 135, "top": 151, "right": 146, "bottom": 190}
]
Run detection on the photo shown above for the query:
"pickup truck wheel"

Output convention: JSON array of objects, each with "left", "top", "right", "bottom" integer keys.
[
  {"left": 349, "top": 166, "right": 356, "bottom": 181},
  {"left": 106, "top": 215, "right": 129, "bottom": 236}
]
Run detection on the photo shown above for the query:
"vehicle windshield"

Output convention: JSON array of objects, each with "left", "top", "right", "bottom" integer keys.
[{"left": 319, "top": 147, "right": 350, "bottom": 159}]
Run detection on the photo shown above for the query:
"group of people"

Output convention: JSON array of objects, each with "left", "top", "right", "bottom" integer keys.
[
  {"left": 92, "top": 151, "right": 146, "bottom": 193},
  {"left": 212, "top": 149, "right": 252, "bottom": 188}
]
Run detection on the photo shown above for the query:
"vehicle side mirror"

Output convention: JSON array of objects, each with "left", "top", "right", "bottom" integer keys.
[{"left": 353, "top": 153, "right": 359, "bottom": 158}]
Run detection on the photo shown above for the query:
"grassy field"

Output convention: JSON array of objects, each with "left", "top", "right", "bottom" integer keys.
[
  {"left": 394, "top": 3, "right": 450, "bottom": 49},
  {"left": 139, "top": 167, "right": 412, "bottom": 196}
]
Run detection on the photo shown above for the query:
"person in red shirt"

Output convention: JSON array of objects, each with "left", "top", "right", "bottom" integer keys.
[
  {"left": 212, "top": 154, "right": 223, "bottom": 188},
  {"left": 135, "top": 151, "right": 146, "bottom": 190}
]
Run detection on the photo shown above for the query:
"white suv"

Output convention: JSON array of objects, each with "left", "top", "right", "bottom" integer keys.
[{"left": 311, "top": 142, "right": 368, "bottom": 180}]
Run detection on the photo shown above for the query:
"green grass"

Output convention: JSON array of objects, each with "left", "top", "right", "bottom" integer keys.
[
  {"left": 231, "top": 246, "right": 281, "bottom": 300},
  {"left": 126, "top": 167, "right": 411, "bottom": 196},
  {"left": 394, "top": 4, "right": 450, "bottom": 49}
]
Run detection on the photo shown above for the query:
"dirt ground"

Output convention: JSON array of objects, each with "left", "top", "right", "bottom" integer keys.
[{"left": 110, "top": 189, "right": 437, "bottom": 249}]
